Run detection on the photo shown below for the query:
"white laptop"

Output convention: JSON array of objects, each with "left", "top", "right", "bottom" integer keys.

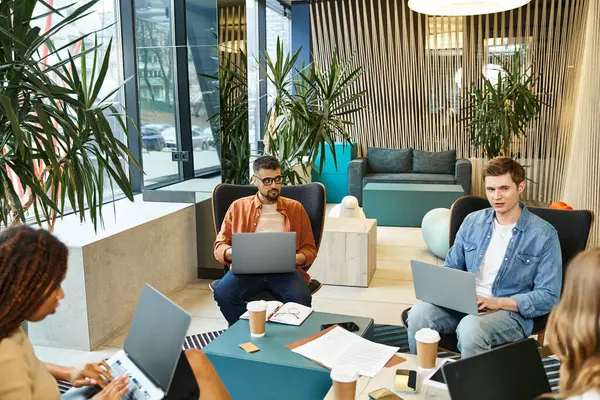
[
  {"left": 63, "top": 284, "right": 192, "bottom": 400},
  {"left": 411, "top": 260, "right": 490, "bottom": 316}
]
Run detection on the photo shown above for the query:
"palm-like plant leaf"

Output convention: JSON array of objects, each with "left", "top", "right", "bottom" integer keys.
[
  {"left": 0, "top": 0, "right": 141, "bottom": 231},
  {"left": 264, "top": 40, "right": 365, "bottom": 182},
  {"left": 204, "top": 50, "right": 250, "bottom": 184}
]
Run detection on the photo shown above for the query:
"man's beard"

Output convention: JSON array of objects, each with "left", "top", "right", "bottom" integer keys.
[{"left": 264, "top": 189, "right": 280, "bottom": 201}]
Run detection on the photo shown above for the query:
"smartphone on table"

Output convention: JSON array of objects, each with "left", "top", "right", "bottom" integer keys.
[
  {"left": 320, "top": 321, "right": 360, "bottom": 332},
  {"left": 394, "top": 369, "right": 418, "bottom": 394},
  {"left": 368, "top": 388, "right": 403, "bottom": 400}
]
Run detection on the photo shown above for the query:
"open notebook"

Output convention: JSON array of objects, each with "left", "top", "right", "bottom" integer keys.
[{"left": 240, "top": 301, "right": 313, "bottom": 326}]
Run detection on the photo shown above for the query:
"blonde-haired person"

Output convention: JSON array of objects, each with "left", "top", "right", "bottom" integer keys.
[{"left": 545, "top": 249, "right": 600, "bottom": 400}]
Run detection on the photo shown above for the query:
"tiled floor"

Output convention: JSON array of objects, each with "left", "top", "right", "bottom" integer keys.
[{"left": 33, "top": 224, "right": 441, "bottom": 367}]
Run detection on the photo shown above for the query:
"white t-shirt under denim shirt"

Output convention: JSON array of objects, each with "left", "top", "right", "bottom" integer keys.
[
  {"left": 255, "top": 203, "right": 284, "bottom": 232},
  {"left": 475, "top": 219, "right": 516, "bottom": 297}
]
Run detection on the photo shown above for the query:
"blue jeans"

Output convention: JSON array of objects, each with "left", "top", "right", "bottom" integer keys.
[
  {"left": 214, "top": 270, "right": 312, "bottom": 325},
  {"left": 406, "top": 302, "right": 526, "bottom": 358}
]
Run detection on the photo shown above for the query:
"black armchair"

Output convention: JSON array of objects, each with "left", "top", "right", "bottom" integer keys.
[
  {"left": 402, "top": 195, "right": 593, "bottom": 353},
  {"left": 209, "top": 183, "right": 326, "bottom": 300}
]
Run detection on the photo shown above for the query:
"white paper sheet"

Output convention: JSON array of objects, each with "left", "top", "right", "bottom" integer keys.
[{"left": 291, "top": 326, "right": 399, "bottom": 377}]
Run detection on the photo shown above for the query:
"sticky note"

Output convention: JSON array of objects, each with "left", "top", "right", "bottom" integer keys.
[{"left": 239, "top": 342, "right": 260, "bottom": 353}]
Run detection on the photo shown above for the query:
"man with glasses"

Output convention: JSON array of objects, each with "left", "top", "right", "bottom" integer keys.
[{"left": 212, "top": 156, "right": 317, "bottom": 325}]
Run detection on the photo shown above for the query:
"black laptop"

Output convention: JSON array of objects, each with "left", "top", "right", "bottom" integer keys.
[{"left": 442, "top": 339, "right": 552, "bottom": 400}]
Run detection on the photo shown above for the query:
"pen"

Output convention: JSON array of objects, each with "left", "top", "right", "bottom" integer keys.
[{"left": 267, "top": 305, "right": 282, "bottom": 321}]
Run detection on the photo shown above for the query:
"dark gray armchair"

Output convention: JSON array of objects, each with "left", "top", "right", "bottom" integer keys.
[
  {"left": 348, "top": 148, "right": 472, "bottom": 206},
  {"left": 209, "top": 183, "right": 326, "bottom": 300}
]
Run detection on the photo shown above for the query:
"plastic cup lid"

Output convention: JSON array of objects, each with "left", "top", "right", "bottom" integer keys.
[
  {"left": 330, "top": 366, "right": 359, "bottom": 383},
  {"left": 415, "top": 328, "right": 441, "bottom": 343},
  {"left": 246, "top": 300, "right": 268, "bottom": 312}
]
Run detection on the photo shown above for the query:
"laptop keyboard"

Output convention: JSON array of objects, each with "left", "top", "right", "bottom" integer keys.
[{"left": 111, "top": 360, "right": 152, "bottom": 400}]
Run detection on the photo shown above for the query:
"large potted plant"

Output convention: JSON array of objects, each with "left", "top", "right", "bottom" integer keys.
[
  {"left": 0, "top": 0, "right": 139, "bottom": 231},
  {"left": 263, "top": 39, "right": 365, "bottom": 184},
  {"left": 464, "top": 50, "right": 545, "bottom": 158}
]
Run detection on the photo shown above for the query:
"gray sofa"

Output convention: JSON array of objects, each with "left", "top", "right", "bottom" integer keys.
[{"left": 348, "top": 148, "right": 472, "bottom": 206}]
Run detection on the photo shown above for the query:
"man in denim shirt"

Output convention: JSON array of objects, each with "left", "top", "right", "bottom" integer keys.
[{"left": 407, "top": 157, "right": 562, "bottom": 357}]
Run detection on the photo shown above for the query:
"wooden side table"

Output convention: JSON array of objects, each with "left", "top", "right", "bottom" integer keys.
[{"left": 310, "top": 218, "right": 377, "bottom": 287}]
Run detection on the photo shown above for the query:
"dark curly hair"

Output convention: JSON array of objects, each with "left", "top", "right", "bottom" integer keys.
[
  {"left": 252, "top": 155, "right": 280, "bottom": 175},
  {"left": 0, "top": 226, "right": 68, "bottom": 340}
]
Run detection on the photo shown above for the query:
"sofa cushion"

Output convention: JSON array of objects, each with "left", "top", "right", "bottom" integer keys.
[
  {"left": 413, "top": 150, "right": 456, "bottom": 174},
  {"left": 363, "top": 173, "right": 457, "bottom": 185},
  {"left": 367, "top": 147, "right": 412, "bottom": 173}
]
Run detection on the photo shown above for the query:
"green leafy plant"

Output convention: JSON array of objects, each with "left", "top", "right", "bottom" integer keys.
[
  {"left": 209, "top": 38, "right": 365, "bottom": 185},
  {"left": 463, "top": 50, "right": 545, "bottom": 158},
  {"left": 209, "top": 50, "right": 250, "bottom": 185},
  {"left": 262, "top": 39, "right": 365, "bottom": 184},
  {"left": 0, "top": 0, "right": 140, "bottom": 231}
]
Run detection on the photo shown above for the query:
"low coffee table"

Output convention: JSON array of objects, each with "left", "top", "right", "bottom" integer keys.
[
  {"left": 363, "top": 183, "right": 464, "bottom": 227},
  {"left": 203, "top": 312, "right": 375, "bottom": 400}
]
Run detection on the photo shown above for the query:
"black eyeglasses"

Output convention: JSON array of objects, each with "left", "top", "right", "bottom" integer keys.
[{"left": 254, "top": 175, "right": 283, "bottom": 186}]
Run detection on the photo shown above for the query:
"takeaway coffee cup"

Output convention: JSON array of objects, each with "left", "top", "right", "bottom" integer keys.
[
  {"left": 247, "top": 300, "right": 267, "bottom": 338},
  {"left": 415, "top": 328, "right": 440, "bottom": 369},
  {"left": 330, "top": 367, "right": 359, "bottom": 400}
]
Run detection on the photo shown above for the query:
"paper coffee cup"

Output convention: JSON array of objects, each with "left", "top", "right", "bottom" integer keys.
[
  {"left": 247, "top": 300, "right": 267, "bottom": 338},
  {"left": 330, "top": 367, "right": 359, "bottom": 400},
  {"left": 415, "top": 328, "right": 440, "bottom": 369}
]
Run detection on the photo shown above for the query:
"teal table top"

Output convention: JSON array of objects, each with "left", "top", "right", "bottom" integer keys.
[
  {"left": 364, "top": 183, "right": 464, "bottom": 193},
  {"left": 203, "top": 311, "right": 374, "bottom": 372}
]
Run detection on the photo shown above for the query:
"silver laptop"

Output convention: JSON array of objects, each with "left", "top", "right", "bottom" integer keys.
[
  {"left": 231, "top": 232, "right": 297, "bottom": 274},
  {"left": 411, "top": 260, "right": 482, "bottom": 316},
  {"left": 63, "top": 284, "right": 191, "bottom": 400}
]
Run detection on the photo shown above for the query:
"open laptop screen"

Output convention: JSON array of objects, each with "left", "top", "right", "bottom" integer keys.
[
  {"left": 124, "top": 284, "right": 191, "bottom": 392},
  {"left": 442, "top": 339, "right": 551, "bottom": 400}
]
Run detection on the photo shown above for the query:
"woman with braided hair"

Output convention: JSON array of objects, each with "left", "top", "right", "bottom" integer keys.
[{"left": 0, "top": 226, "right": 231, "bottom": 400}]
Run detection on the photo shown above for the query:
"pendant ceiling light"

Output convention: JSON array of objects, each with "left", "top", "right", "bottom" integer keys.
[{"left": 408, "top": 0, "right": 532, "bottom": 16}]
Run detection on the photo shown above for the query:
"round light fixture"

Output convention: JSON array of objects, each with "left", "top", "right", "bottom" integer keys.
[{"left": 408, "top": 0, "right": 532, "bottom": 16}]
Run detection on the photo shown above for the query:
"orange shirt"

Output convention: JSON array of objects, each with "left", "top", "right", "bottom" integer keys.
[{"left": 214, "top": 194, "right": 317, "bottom": 283}]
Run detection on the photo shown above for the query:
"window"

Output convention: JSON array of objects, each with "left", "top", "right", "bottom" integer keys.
[
  {"left": 134, "top": 0, "right": 181, "bottom": 187},
  {"left": 266, "top": 4, "right": 292, "bottom": 114},
  {"left": 32, "top": 0, "right": 127, "bottom": 200},
  {"left": 186, "top": 0, "right": 220, "bottom": 177}
]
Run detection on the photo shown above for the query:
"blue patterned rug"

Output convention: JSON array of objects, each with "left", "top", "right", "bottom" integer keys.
[{"left": 59, "top": 324, "right": 560, "bottom": 393}]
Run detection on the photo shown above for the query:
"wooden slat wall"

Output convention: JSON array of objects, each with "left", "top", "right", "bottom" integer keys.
[
  {"left": 563, "top": 0, "right": 600, "bottom": 247},
  {"left": 219, "top": 5, "right": 246, "bottom": 67},
  {"left": 311, "top": 0, "right": 600, "bottom": 246}
]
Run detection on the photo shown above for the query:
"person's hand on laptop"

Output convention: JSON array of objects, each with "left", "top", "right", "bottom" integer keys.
[
  {"left": 69, "top": 360, "right": 114, "bottom": 388},
  {"left": 477, "top": 296, "right": 519, "bottom": 312},
  {"left": 225, "top": 247, "right": 232, "bottom": 263},
  {"left": 477, "top": 296, "right": 502, "bottom": 311},
  {"left": 91, "top": 375, "right": 129, "bottom": 400}
]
